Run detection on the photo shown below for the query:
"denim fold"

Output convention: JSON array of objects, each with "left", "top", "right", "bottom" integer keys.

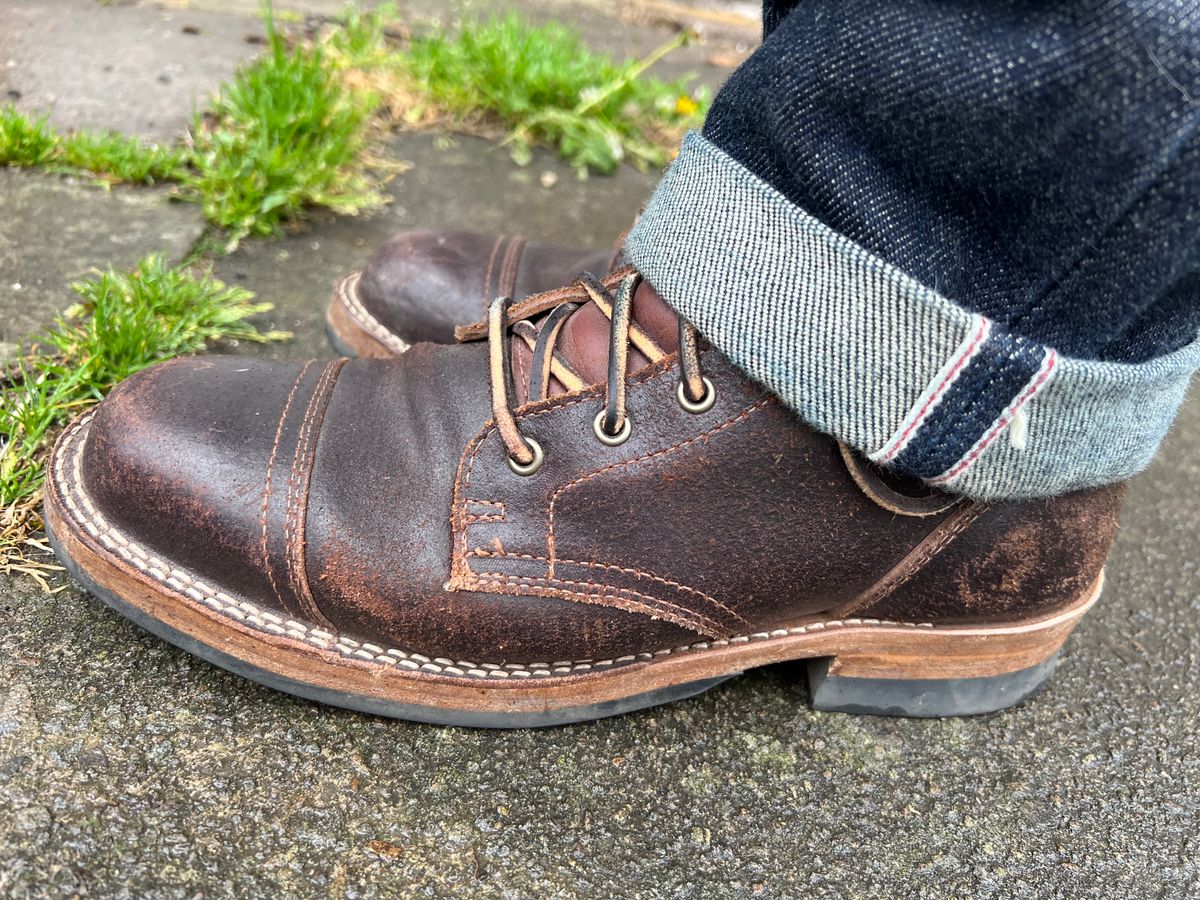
[{"left": 624, "top": 133, "right": 1200, "bottom": 500}]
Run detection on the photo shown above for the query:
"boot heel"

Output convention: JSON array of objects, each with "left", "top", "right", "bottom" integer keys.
[
  {"left": 804, "top": 573, "right": 1104, "bottom": 717},
  {"left": 806, "top": 652, "right": 1060, "bottom": 717}
]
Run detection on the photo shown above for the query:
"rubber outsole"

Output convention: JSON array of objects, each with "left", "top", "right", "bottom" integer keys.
[
  {"left": 325, "top": 318, "right": 358, "bottom": 359},
  {"left": 806, "top": 654, "right": 1059, "bottom": 717}
]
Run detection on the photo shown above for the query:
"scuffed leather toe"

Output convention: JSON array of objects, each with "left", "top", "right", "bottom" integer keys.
[{"left": 80, "top": 355, "right": 341, "bottom": 622}]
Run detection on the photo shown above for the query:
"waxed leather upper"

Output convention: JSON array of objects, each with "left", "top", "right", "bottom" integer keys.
[
  {"left": 356, "top": 231, "right": 616, "bottom": 345},
  {"left": 81, "top": 283, "right": 1125, "bottom": 664}
]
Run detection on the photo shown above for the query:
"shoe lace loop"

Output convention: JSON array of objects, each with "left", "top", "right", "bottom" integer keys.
[{"left": 483, "top": 270, "right": 710, "bottom": 473}]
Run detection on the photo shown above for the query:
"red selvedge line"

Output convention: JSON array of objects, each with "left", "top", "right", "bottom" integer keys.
[
  {"left": 930, "top": 349, "right": 1058, "bottom": 486},
  {"left": 877, "top": 317, "right": 991, "bottom": 464}
]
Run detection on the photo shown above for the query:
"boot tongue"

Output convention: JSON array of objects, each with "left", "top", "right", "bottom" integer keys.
[{"left": 511, "top": 279, "right": 679, "bottom": 404}]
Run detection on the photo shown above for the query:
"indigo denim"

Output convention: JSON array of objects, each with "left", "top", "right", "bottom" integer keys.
[
  {"left": 718, "top": 0, "right": 1200, "bottom": 364},
  {"left": 624, "top": 1, "right": 1200, "bottom": 499}
]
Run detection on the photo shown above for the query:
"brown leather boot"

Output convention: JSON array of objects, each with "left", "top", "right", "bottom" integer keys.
[
  {"left": 326, "top": 231, "right": 619, "bottom": 357},
  {"left": 46, "top": 269, "right": 1124, "bottom": 727}
]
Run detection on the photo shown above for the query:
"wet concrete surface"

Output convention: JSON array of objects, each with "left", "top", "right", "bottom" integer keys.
[
  {"left": 1, "top": 0, "right": 268, "bottom": 141},
  {"left": 1, "top": 1, "right": 1198, "bottom": 897},
  {"left": 0, "top": 170, "right": 204, "bottom": 359}
]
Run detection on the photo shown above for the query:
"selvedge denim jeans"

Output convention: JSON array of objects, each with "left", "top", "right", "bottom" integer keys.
[{"left": 625, "top": 1, "right": 1200, "bottom": 500}]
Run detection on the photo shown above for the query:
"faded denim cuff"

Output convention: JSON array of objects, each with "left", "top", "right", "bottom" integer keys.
[{"left": 624, "top": 133, "right": 1200, "bottom": 500}]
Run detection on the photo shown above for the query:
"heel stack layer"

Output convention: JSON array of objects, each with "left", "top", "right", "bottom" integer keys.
[
  {"left": 802, "top": 574, "right": 1102, "bottom": 716},
  {"left": 819, "top": 573, "right": 1100, "bottom": 682}
]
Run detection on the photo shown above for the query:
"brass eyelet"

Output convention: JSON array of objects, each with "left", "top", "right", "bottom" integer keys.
[
  {"left": 592, "top": 410, "right": 632, "bottom": 446},
  {"left": 676, "top": 377, "right": 716, "bottom": 414},
  {"left": 507, "top": 437, "right": 544, "bottom": 476}
]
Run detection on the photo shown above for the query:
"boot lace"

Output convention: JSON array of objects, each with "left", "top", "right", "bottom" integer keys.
[{"left": 466, "top": 268, "right": 714, "bottom": 476}]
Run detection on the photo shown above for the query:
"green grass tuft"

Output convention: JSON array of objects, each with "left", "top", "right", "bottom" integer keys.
[
  {"left": 0, "top": 104, "right": 187, "bottom": 185},
  {"left": 1, "top": 4, "right": 388, "bottom": 243},
  {"left": 5, "top": 5, "right": 690, "bottom": 241},
  {"left": 325, "top": 1, "right": 400, "bottom": 67},
  {"left": 384, "top": 13, "right": 707, "bottom": 174},
  {"left": 1, "top": 256, "right": 289, "bottom": 573},
  {"left": 0, "top": 106, "right": 59, "bottom": 167},
  {"left": 60, "top": 130, "right": 189, "bottom": 185},
  {"left": 187, "top": 20, "right": 384, "bottom": 245}
]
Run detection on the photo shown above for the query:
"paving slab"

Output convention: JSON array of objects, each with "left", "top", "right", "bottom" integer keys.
[
  {"left": 4, "top": 123, "right": 1200, "bottom": 895},
  {"left": 0, "top": 170, "right": 206, "bottom": 359},
  {"left": 0, "top": 0, "right": 266, "bottom": 140}
]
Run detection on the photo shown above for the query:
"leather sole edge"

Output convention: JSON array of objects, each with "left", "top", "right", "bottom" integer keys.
[{"left": 326, "top": 272, "right": 411, "bottom": 358}]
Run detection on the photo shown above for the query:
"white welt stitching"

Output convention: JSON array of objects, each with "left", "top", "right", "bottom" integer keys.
[
  {"left": 53, "top": 412, "right": 934, "bottom": 681},
  {"left": 339, "top": 273, "right": 411, "bottom": 354}
]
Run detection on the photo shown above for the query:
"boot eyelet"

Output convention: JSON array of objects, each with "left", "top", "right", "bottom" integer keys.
[
  {"left": 676, "top": 377, "right": 716, "bottom": 414},
  {"left": 507, "top": 437, "right": 544, "bottom": 476},
  {"left": 593, "top": 410, "right": 632, "bottom": 446}
]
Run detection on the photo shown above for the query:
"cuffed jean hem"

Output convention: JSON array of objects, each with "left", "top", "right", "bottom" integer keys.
[{"left": 624, "top": 132, "right": 1200, "bottom": 500}]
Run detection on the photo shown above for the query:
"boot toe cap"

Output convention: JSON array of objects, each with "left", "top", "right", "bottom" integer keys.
[
  {"left": 74, "top": 356, "right": 323, "bottom": 618},
  {"left": 357, "top": 230, "right": 494, "bottom": 344}
]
